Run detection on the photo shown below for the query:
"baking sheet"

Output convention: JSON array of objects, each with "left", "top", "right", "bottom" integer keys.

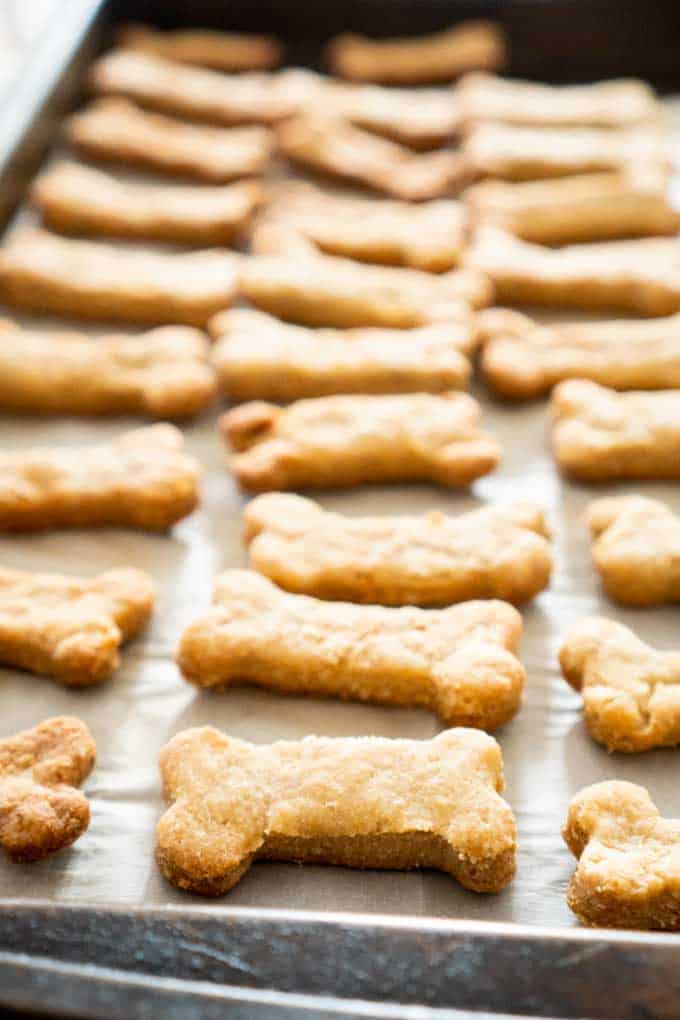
[{"left": 0, "top": 95, "right": 679, "bottom": 933}]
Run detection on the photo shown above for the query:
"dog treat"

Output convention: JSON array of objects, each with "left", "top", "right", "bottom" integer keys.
[
  {"left": 551, "top": 381, "right": 680, "bottom": 481},
  {"left": 560, "top": 618, "right": 680, "bottom": 753},
  {"left": 479, "top": 309, "right": 680, "bottom": 398},
  {"left": 0, "top": 716, "right": 95, "bottom": 861},
  {"left": 0, "top": 425, "right": 200, "bottom": 532},
  {"left": 65, "top": 99, "right": 274, "bottom": 182},
  {"left": 327, "top": 20, "right": 506, "bottom": 84},
  {"left": 465, "top": 227, "right": 680, "bottom": 315},
  {"left": 221, "top": 392, "right": 500, "bottom": 491},
  {"left": 458, "top": 73, "right": 660, "bottom": 128},
  {"left": 157, "top": 725, "right": 517, "bottom": 895},
  {"left": 243, "top": 493, "right": 551, "bottom": 605},
  {"left": 209, "top": 309, "right": 476, "bottom": 400},
  {"left": 32, "top": 162, "right": 264, "bottom": 246},
  {"left": 325, "top": 81, "right": 463, "bottom": 150},
  {"left": 0, "top": 566, "right": 153, "bottom": 685},
  {"left": 117, "top": 22, "right": 282, "bottom": 71},
  {"left": 0, "top": 320, "right": 215, "bottom": 419},
  {"left": 564, "top": 781, "right": 680, "bottom": 929},
  {"left": 277, "top": 115, "right": 471, "bottom": 200},
  {"left": 0, "top": 228, "right": 239, "bottom": 327},
  {"left": 258, "top": 182, "right": 467, "bottom": 270},
  {"left": 586, "top": 496, "right": 680, "bottom": 607},
  {"left": 465, "top": 170, "right": 678, "bottom": 246}
]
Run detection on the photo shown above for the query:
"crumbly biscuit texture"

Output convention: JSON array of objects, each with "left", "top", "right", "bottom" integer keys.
[
  {"left": 0, "top": 716, "right": 95, "bottom": 862},
  {"left": 564, "top": 781, "right": 680, "bottom": 929},
  {"left": 157, "top": 726, "right": 517, "bottom": 895},
  {"left": 117, "top": 23, "right": 282, "bottom": 71}
]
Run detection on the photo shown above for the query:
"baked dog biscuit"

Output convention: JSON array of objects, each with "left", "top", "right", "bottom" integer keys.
[
  {"left": 465, "top": 227, "right": 680, "bottom": 315},
  {"left": 157, "top": 726, "right": 517, "bottom": 895},
  {"left": 0, "top": 566, "right": 153, "bottom": 685},
  {"left": 243, "top": 493, "right": 551, "bottom": 605},
  {"left": 564, "top": 781, "right": 680, "bottom": 929},
  {"left": 0, "top": 425, "right": 199, "bottom": 532},
  {"left": 209, "top": 309, "right": 476, "bottom": 400},
  {"left": 586, "top": 496, "right": 680, "bottom": 607},
  {"left": 560, "top": 618, "right": 680, "bottom": 752},
  {"left": 221, "top": 392, "right": 500, "bottom": 492},
  {"left": 65, "top": 100, "right": 273, "bottom": 182},
  {"left": 0, "top": 717, "right": 95, "bottom": 861},
  {"left": 480, "top": 309, "right": 680, "bottom": 398},
  {"left": 117, "top": 22, "right": 282, "bottom": 71},
  {"left": 327, "top": 20, "right": 506, "bottom": 84},
  {"left": 551, "top": 381, "right": 680, "bottom": 481},
  {"left": 0, "top": 228, "right": 239, "bottom": 327},
  {"left": 0, "top": 320, "right": 215, "bottom": 419},
  {"left": 32, "top": 162, "right": 264, "bottom": 246}
]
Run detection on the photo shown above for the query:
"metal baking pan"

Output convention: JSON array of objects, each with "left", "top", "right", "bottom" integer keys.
[{"left": 0, "top": 2, "right": 679, "bottom": 1017}]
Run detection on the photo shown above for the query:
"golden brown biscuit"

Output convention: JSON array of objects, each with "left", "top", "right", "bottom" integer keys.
[
  {"left": 0, "top": 425, "right": 199, "bottom": 532},
  {"left": 327, "top": 21, "right": 506, "bottom": 84},
  {"left": 243, "top": 493, "right": 551, "bottom": 605},
  {"left": 560, "top": 618, "right": 680, "bottom": 752},
  {"left": 563, "top": 781, "right": 680, "bottom": 929},
  {"left": 65, "top": 99, "right": 273, "bottom": 182},
  {"left": 0, "top": 228, "right": 239, "bottom": 327},
  {"left": 209, "top": 309, "right": 475, "bottom": 400},
  {"left": 0, "top": 320, "right": 216, "bottom": 419},
  {"left": 0, "top": 717, "right": 95, "bottom": 861},
  {"left": 0, "top": 566, "right": 153, "bottom": 686},
  {"left": 465, "top": 227, "right": 680, "bottom": 315},
  {"left": 586, "top": 496, "right": 680, "bottom": 607},
  {"left": 157, "top": 726, "right": 517, "bottom": 895},
  {"left": 479, "top": 308, "right": 680, "bottom": 399},
  {"left": 32, "top": 162, "right": 264, "bottom": 246},
  {"left": 221, "top": 392, "right": 500, "bottom": 492},
  {"left": 117, "top": 22, "right": 282, "bottom": 71},
  {"left": 551, "top": 381, "right": 680, "bottom": 481}
]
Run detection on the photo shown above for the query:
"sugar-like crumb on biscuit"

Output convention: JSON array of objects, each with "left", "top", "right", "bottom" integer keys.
[
  {"left": 116, "top": 22, "right": 283, "bottom": 72},
  {"left": 564, "top": 781, "right": 680, "bottom": 929},
  {"left": 0, "top": 716, "right": 95, "bottom": 861},
  {"left": 156, "top": 726, "right": 517, "bottom": 895}
]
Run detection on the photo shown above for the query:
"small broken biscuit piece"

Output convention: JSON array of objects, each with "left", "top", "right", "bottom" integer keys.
[
  {"left": 65, "top": 99, "right": 273, "bottom": 182},
  {"left": 0, "top": 320, "right": 215, "bottom": 419},
  {"left": 586, "top": 496, "right": 680, "bottom": 607},
  {"left": 0, "top": 716, "right": 95, "bottom": 861},
  {"left": 209, "top": 309, "right": 475, "bottom": 400},
  {"left": 327, "top": 20, "right": 506, "bottom": 84},
  {"left": 560, "top": 618, "right": 680, "bottom": 753},
  {"left": 221, "top": 392, "right": 500, "bottom": 492},
  {"left": 480, "top": 309, "right": 680, "bottom": 398},
  {"left": 32, "top": 162, "right": 264, "bottom": 246},
  {"left": 0, "top": 566, "right": 154, "bottom": 685},
  {"left": 0, "top": 228, "right": 239, "bottom": 327},
  {"left": 551, "top": 381, "right": 680, "bottom": 481},
  {"left": 243, "top": 493, "right": 551, "bottom": 605},
  {"left": 465, "top": 227, "right": 680, "bottom": 315},
  {"left": 157, "top": 726, "right": 517, "bottom": 895},
  {"left": 564, "top": 781, "right": 680, "bottom": 929},
  {"left": 0, "top": 425, "right": 199, "bottom": 532},
  {"left": 117, "top": 22, "right": 282, "bottom": 71}
]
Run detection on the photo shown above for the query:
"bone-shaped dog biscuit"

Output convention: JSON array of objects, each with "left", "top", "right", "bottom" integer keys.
[
  {"left": 177, "top": 570, "right": 524, "bottom": 729},
  {"left": 0, "top": 566, "right": 153, "bottom": 685},
  {"left": 586, "top": 496, "right": 680, "bottom": 607},
  {"left": 0, "top": 716, "right": 95, "bottom": 861},
  {"left": 221, "top": 392, "right": 500, "bottom": 492},
  {"left": 65, "top": 100, "right": 274, "bottom": 183},
  {"left": 551, "top": 381, "right": 680, "bottom": 481},
  {"left": 0, "top": 425, "right": 199, "bottom": 532},
  {"left": 209, "top": 309, "right": 475, "bottom": 400},
  {"left": 117, "top": 22, "right": 282, "bottom": 71},
  {"left": 243, "top": 493, "right": 551, "bottom": 605},
  {"left": 157, "top": 726, "right": 517, "bottom": 895},
  {"left": 560, "top": 618, "right": 680, "bottom": 752},
  {"left": 564, "top": 781, "right": 680, "bottom": 929}
]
